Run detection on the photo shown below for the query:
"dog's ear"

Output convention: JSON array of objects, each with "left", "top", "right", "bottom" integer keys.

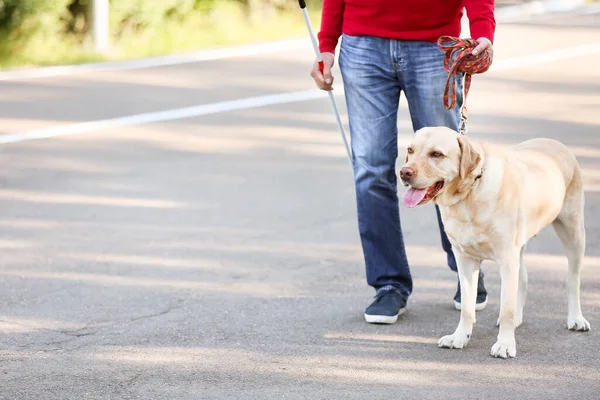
[{"left": 457, "top": 135, "right": 481, "bottom": 179}]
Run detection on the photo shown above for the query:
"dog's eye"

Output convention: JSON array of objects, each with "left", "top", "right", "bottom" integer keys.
[
  {"left": 430, "top": 151, "right": 444, "bottom": 158},
  {"left": 407, "top": 147, "right": 414, "bottom": 154}
]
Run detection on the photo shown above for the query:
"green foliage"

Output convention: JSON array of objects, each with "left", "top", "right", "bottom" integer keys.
[
  {"left": 0, "top": 0, "right": 324, "bottom": 68},
  {"left": 0, "top": 0, "right": 68, "bottom": 30},
  {"left": 110, "top": 0, "right": 197, "bottom": 35},
  {"left": 0, "top": 0, "right": 74, "bottom": 63}
]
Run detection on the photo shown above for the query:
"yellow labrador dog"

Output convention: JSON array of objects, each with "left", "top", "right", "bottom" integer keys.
[{"left": 399, "top": 126, "right": 590, "bottom": 359}]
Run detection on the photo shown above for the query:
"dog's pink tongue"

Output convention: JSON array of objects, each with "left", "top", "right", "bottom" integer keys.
[{"left": 402, "top": 187, "right": 427, "bottom": 208}]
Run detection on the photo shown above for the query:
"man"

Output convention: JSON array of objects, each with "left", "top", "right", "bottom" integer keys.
[{"left": 310, "top": 0, "right": 496, "bottom": 323}]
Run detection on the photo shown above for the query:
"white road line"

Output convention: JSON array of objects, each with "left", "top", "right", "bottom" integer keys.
[
  {"left": 0, "top": 90, "right": 330, "bottom": 144},
  {"left": 0, "top": 38, "right": 308, "bottom": 82},
  {"left": 491, "top": 42, "right": 600, "bottom": 71},
  {"left": 1, "top": 40, "right": 599, "bottom": 145}
]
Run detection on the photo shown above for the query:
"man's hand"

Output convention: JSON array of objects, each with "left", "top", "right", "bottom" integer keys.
[
  {"left": 472, "top": 37, "right": 493, "bottom": 59},
  {"left": 310, "top": 52, "right": 335, "bottom": 91}
]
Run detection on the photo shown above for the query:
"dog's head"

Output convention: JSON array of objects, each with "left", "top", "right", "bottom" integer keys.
[{"left": 399, "top": 126, "right": 482, "bottom": 208}]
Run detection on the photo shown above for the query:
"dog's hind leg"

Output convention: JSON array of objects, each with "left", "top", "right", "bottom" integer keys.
[
  {"left": 552, "top": 168, "right": 590, "bottom": 332},
  {"left": 516, "top": 245, "right": 527, "bottom": 328}
]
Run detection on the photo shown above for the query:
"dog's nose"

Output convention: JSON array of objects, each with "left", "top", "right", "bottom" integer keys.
[{"left": 400, "top": 167, "right": 415, "bottom": 181}]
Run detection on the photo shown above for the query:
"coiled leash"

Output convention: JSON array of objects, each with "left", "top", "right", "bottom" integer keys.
[{"left": 437, "top": 36, "right": 492, "bottom": 134}]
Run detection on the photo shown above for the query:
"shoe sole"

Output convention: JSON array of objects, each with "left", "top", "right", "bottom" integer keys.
[
  {"left": 364, "top": 308, "right": 406, "bottom": 324},
  {"left": 454, "top": 298, "right": 488, "bottom": 311}
]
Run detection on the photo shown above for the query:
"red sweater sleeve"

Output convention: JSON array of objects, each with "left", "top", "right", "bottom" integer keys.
[
  {"left": 317, "top": 0, "right": 345, "bottom": 54},
  {"left": 464, "top": 0, "right": 496, "bottom": 43}
]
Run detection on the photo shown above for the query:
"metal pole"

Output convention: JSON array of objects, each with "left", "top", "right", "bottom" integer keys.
[
  {"left": 297, "top": 0, "right": 353, "bottom": 166},
  {"left": 91, "top": 0, "right": 109, "bottom": 52}
]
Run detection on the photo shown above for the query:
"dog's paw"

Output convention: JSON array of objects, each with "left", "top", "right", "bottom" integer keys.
[
  {"left": 568, "top": 315, "right": 590, "bottom": 331},
  {"left": 490, "top": 340, "right": 516, "bottom": 359},
  {"left": 438, "top": 333, "right": 470, "bottom": 349}
]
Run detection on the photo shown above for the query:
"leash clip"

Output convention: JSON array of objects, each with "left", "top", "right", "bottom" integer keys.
[
  {"left": 459, "top": 120, "right": 468, "bottom": 135},
  {"left": 459, "top": 105, "right": 469, "bottom": 135}
]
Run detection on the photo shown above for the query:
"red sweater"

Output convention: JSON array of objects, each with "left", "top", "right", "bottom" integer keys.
[{"left": 318, "top": 0, "right": 496, "bottom": 54}]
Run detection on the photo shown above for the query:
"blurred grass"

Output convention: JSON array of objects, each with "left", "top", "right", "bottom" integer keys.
[
  {"left": 115, "top": 2, "right": 322, "bottom": 59},
  {"left": 6, "top": 0, "right": 596, "bottom": 70},
  {"left": 0, "top": 0, "right": 323, "bottom": 69}
]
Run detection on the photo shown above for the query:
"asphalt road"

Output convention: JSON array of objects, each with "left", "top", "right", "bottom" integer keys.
[{"left": 1, "top": 8, "right": 600, "bottom": 400}]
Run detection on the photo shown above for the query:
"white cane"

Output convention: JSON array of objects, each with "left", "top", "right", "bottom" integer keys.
[{"left": 297, "top": 0, "right": 353, "bottom": 165}]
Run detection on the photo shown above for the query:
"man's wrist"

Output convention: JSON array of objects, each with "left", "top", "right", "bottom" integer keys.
[
  {"left": 317, "top": 32, "right": 339, "bottom": 55},
  {"left": 470, "top": 23, "right": 495, "bottom": 45},
  {"left": 319, "top": 45, "right": 337, "bottom": 54}
]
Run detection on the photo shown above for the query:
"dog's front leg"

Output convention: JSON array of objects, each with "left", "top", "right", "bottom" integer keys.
[
  {"left": 439, "top": 251, "right": 480, "bottom": 350},
  {"left": 491, "top": 250, "right": 520, "bottom": 359}
]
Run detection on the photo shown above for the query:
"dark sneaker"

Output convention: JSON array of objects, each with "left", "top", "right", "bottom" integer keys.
[
  {"left": 364, "top": 286, "right": 407, "bottom": 324},
  {"left": 454, "top": 270, "right": 488, "bottom": 311}
]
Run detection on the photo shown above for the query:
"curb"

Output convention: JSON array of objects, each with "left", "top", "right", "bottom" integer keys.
[
  {"left": 0, "top": 38, "right": 308, "bottom": 82},
  {"left": 495, "top": 0, "right": 587, "bottom": 22}
]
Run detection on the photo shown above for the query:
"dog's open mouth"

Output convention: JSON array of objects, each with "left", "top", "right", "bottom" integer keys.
[{"left": 402, "top": 181, "right": 444, "bottom": 208}]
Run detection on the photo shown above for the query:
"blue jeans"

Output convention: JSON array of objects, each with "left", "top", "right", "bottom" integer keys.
[{"left": 338, "top": 34, "right": 465, "bottom": 296}]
